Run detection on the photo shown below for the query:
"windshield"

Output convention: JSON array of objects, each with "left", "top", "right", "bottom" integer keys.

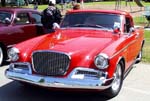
[
  {"left": 0, "top": 11, "right": 12, "bottom": 24},
  {"left": 61, "top": 12, "right": 121, "bottom": 30}
]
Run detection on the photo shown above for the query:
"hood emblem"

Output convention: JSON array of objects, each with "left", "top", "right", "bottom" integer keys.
[
  {"left": 49, "top": 43, "right": 55, "bottom": 48},
  {"left": 56, "top": 33, "right": 61, "bottom": 39},
  {"left": 54, "top": 33, "right": 62, "bottom": 40}
]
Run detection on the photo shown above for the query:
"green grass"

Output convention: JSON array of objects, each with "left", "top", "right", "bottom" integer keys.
[
  {"left": 37, "top": 5, "right": 48, "bottom": 11},
  {"left": 142, "top": 30, "right": 150, "bottom": 63},
  {"left": 144, "top": 30, "right": 150, "bottom": 38},
  {"left": 22, "top": 1, "right": 150, "bottom": 15},
  {"left": 133, "top": 16, "right": 148, "bottom": 26},
  {"left": 27, "top": 1, "right": 150, "bottom": 11},
  {"left": 133, "top": 16, "right": 150, "bottom": 63},
  {"left": 85, "top": 1, "right": 150, "bottom": 6}
]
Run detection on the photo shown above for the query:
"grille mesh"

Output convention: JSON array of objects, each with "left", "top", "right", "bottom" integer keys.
[{"left": 32, "top": 51, "right": 70, "bottom": 76}]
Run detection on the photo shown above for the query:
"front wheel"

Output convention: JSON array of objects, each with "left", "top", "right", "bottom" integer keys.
[
  {"left": 103, "top": 62, "right": 124, "bottom": 98},
  {"left": 135, "top": 49, "right": 142, "bottom": 64}
]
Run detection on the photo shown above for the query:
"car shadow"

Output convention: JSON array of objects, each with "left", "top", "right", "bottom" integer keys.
[
  {"left": 1, "top": 61, "right": 10, "bottom": 67},
  {"left": 0, "top": 81, "right": 111, "bottom": 101}
]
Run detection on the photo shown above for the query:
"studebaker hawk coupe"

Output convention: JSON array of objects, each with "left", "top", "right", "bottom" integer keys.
[
  {"left": 0, "top": 8, "right": 44, "bottom": 66},
  {"left": 5, "top": 10, "right": 144, "bottom": 98}
]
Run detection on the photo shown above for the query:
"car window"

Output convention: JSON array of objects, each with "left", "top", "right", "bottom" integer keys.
[
  {"left": 31, "top": 13, "right": 41, "bottom": 24},
  {"left": 0, "top": 11, "right": 12, "bottom": 24},
  {"left": 15, "top": 13, "right": 30, "bottom": 25},
  {"left": 61, "top": 13, "right": 121, "bottom": 30},
  {"left": 125, "top": 17, "right": 132, "bottom": 33}
]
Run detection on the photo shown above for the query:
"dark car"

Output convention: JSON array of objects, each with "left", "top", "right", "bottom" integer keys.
[{"left": 0, "top": 7, "right": 44, "bottom": 66}]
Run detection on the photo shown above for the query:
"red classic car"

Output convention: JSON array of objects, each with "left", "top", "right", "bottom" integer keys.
[
  {"left": 0, "top": 8, "right": 44, "bottom": 66},
  {"left": 5, "top": 10, "right": 144, "bottom": 98}
]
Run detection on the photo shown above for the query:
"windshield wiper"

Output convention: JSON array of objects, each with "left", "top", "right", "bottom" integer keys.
[{"left": 70, "top": 24, "right": 109, "bottom": 29}]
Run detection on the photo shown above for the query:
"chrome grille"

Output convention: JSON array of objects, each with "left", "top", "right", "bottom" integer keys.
[{"left": 32, "top": 51, "right": 70, "bottom": 76}]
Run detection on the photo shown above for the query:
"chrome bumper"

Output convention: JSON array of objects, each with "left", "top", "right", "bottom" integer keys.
[{"left": 5, "top": 63, "right": 114, "bottom": 90}]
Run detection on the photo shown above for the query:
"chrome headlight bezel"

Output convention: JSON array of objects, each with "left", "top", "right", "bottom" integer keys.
[
  {"left": 94, "top": 53, "right": 109, "bottom": 69},
  {"left": 8, "top": 47, "right": 20, "bottom": 61}
]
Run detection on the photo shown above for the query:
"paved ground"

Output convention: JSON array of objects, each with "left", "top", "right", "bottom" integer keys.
[
  {"left": 111, "top": 63, "right": 150, "bottom": 101},
  {"left": 0, "top": 63, "right": 150, "bottom": 101}
]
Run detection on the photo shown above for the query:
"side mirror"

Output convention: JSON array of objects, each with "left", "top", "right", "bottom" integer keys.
[
  {"left": 129, "top": 27, "right": 135, "bottom": 33},
  {"left": 113, "top": 26, "right": 120, "bottom": 33},
  {"left": 113, "top": 22, "right": 121, "bottom": 33},
  {"left": 127, "top": 27, "right": 135, "bottom": 36},
  {"left": 53, "top": 23, "right": 60, "bottom": 30}
]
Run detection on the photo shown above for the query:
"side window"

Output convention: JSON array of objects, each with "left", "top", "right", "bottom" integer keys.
[
  {"left": 31, "top": 13, "right": 41, "bottom": 24},
  {"left": 125, "top": 17, "right": 132, "bottom": 33},
  {"left": 15, "top": 13, "right": 30, "bottom": 25}
]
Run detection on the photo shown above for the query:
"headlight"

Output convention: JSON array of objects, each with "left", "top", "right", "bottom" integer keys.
[
  {"left": 8, "top": 47, "right": 19, "bottom": 61},
  {"left": 94, "top": 53, "right": 109, "bottom": 69}
]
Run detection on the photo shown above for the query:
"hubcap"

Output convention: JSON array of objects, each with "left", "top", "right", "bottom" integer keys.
[
  {"left": 112, "top": 64, "right": 122, "bottom": 92},
  {"left": 138, "top": 50, "right": 142, "bottom": 60}
]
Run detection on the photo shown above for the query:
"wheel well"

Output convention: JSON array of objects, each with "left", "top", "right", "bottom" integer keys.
[
  {"left": 0, "top": 42, "right": 7, "bottom": 59},
  {"left": 118, "top": 58, "right": 125, "bottom": 73},
  {"left": 142, "top": 40, "right": 145, "bottom": 48}
]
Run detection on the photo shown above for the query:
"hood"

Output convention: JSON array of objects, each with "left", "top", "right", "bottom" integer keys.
[
  {"left": 16, "top": 29, "right": 116, "bottom": 63},
  {"left": 42, "top": 29, "right": 115, "bottom": 53}
]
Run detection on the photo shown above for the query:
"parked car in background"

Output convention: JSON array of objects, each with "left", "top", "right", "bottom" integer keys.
[
  {"left": 31, "top": 0, "right": 56, "bottom": 4},
  {"left": 56, "top": 0, "right": 72, "bottom": 4},
  {"left": 7, "top": 0, "right": 25, "bottom": 6},
  {"left": 0, "top": 8, "right": 44, "bottom": 66},
  {"left": 5, "top": 10, "right": 144, "bottom": 98}
]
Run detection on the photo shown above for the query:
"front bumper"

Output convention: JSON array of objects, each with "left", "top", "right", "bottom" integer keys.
[{"left": 5, "top": 62, "right": 114, "bottom": 90}]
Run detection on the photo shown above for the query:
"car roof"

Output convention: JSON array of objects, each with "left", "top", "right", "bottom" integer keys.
[
  {"left": 66, "top": 9, "right": 131, "bottom": 17},
  {"left": 0, "top": 7, "right": 40, "bottom": 13}
]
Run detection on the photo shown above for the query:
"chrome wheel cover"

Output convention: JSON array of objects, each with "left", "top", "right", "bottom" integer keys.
[
  {"left": 138, "top": 50, "right": 142, "bottom": 60},
  {"left": 111, "top": 64, "right": 122, "bottom": 92}
]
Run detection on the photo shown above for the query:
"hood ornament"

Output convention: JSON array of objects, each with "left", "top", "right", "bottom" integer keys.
[{"left": 49, "top": 42, "right": 55, "bottom": 48}]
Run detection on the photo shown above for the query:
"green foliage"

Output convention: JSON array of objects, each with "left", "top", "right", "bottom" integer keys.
[
  {"left": 142, "top": 30, "right": 150, "bottom": 63},
  {"left": 134, "top": 16, "right": 150, "bottom": 63},
  {"left": 144, "top": 30, "right": 150, "bottom": 38}
]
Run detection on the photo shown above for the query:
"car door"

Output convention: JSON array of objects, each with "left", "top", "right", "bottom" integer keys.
[
  {"left": 30, "top": 12, "right": 44, "bottom": 35},
  {"left": 6, "top": 11, "right": 38, "bottom": 45},
  {"left": 124, "top": 16, "right": 140, "bottom": 68}
]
